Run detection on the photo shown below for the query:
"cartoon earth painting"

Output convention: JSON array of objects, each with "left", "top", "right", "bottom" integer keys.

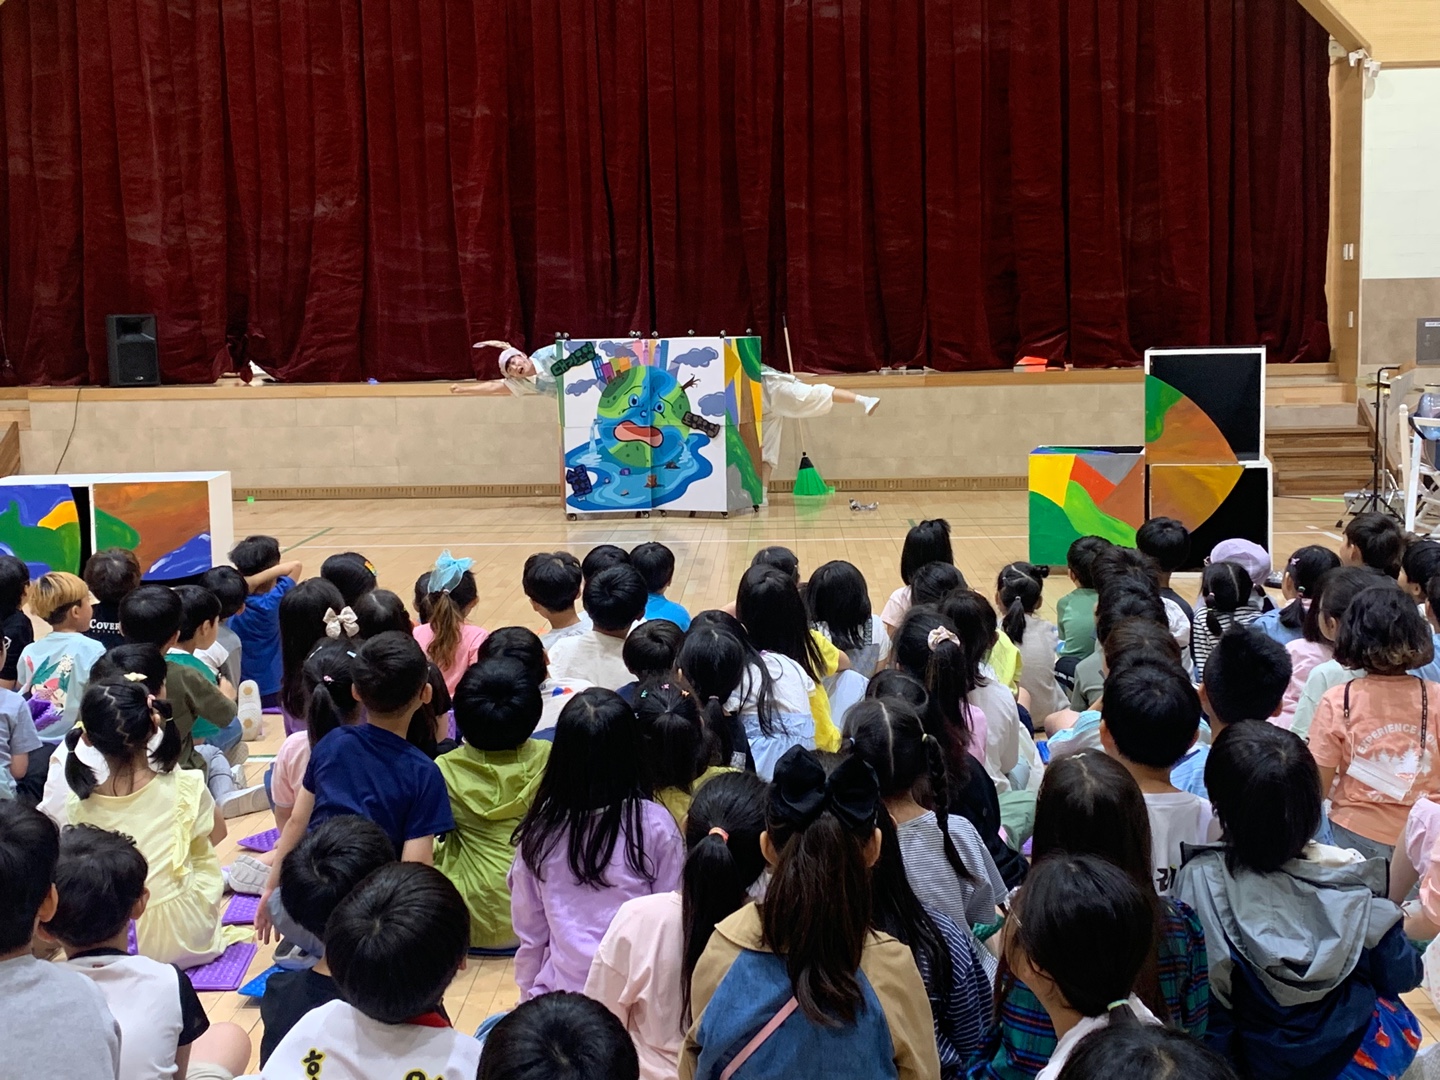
[{"left": 564, "top": 365, "right": 715, "bottom": 511}]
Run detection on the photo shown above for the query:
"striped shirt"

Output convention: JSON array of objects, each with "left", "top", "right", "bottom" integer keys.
[
  {"left": 897, "top": 810, "right": 1007, "bottom": 929},
  {"left": 915, "top": 908, "right": 992, "bottom": 1079},
  {"left": 966, "top": 898, "right": 1209, "bottom": 1080}
]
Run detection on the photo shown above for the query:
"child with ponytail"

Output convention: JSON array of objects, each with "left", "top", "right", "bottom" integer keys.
[
  {"left": 64, "top": 680, "right": 248, "bottom": 968},
  {"left": 414, "top": 550, "right": 489, "bottom": 695},
  {"left": 587, "top": 771, "right": 769, "bottom": 1080},
  {"left": 269, "top": 640, "right": 362, "bottom": 833},
  {"left": 997, "top": 562, "right": 1066, "bottom": 719},
  {"left": 891, "top": 609, "right": 990, "bottom": 784},
  {"left": 1254, "top": 545, "right": 1341, "bottom": 648},
  {"left": 680, "top": 746, "right": 941, "bottom": 1080},
  {"left": 1002, "top": 854, "right": 1161, "bottom": 1080},
  {"left": 277, "top": 577, "right": 351, "bottom": 735},
  {"left": 847, "top": 698, "right": 1004, "bottom": 931},
  {"left": 635, "top": 680, "right": 734, "bottom": 828},
  {"left": 1190, "top": 561, "right": 1260, "bottom": 675},
  {"left": 680, "top": 615, "right": 805, "bottom": 781}
]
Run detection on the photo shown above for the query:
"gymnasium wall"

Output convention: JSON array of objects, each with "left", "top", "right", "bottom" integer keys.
[
  {"left": 1360, "top": 68, "right": 1440, "bottom": 366},
  {"left": 10, "top": 374, "right": 1144, "bottom": 495}
]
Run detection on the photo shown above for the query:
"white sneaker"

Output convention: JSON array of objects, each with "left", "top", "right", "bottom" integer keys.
[
  {"left": 857, "top": 395, "right": 880, "bottom": 416},
  {"left": 230, "top": 764, "right": 247, "bottom": 787},
  {"left": 226, "top": 853, "right": 270, "bottom": 895},
  {"left": 219, "top": 784, "right": 271, "bottom": 819}
]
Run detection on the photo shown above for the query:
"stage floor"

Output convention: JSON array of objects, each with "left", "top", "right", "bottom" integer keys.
[{"left": 204, "top": 489, "right": 1440, "bottom": 1068}]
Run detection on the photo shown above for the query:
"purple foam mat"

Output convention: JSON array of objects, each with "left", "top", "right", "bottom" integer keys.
[
  {"left": 126, "top": 921, "right": 137, "bottom": 955},
  {"left": 223, "top": 894, "right": 260, "bottom": 926},
  {"left": 185, "top": 942, "right": 258, "bottom": 992},
  {"left": 238, "top": 827, "right": 280, "bottom": 853}
]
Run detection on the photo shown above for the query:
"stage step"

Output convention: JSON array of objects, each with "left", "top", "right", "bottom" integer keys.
[{"left": 1269, "top": 425, "right": 1374, "bottom": 498}]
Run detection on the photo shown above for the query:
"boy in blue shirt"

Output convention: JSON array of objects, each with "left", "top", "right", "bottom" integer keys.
[
  {"left": 630, "top": 541, "right": 691, "bottom": 630},
  {"left": 225, "top": 536, "right": 302, "bottom": 709}
]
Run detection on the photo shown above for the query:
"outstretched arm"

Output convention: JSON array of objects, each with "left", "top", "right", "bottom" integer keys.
[{"left": 449, "top": 380, "right": 514, "bottom": 396}]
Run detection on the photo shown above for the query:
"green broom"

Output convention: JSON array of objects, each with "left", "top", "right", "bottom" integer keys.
[{"left": 783, "top": 316, "right": 835, "bottom": 498}]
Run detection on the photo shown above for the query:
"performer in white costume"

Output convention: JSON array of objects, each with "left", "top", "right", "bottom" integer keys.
[{"left": 451, "top": 341, "right": 879, "bottom": 499}]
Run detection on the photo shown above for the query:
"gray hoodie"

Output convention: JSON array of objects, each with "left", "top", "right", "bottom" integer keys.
[{"left": 1173, "top": 843, "right": 1400, "bottom": 1009}]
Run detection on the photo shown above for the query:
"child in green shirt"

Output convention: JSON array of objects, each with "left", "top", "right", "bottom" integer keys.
[{"left": 435, "top": 656, "right": 551, "bottom": 950}]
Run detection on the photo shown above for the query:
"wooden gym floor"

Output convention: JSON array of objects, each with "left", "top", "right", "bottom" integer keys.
[{"left": 189, "top": 490, "right": 1437, "bottom": 1070}]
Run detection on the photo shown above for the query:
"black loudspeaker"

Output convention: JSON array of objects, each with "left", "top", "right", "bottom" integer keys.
[{"left": 106, "top": 314, "right": 160, "bottom": 386}]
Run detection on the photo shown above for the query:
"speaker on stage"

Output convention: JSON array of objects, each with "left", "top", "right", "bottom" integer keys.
[{"left": 106, "top": 314, "right": 160, "bottom": 387}]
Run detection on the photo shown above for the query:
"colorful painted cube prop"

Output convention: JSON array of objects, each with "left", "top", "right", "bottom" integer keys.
[
  {"left": 1028, "top": 447, "right": 1146, "bottom": 565},
  {"left": 1146, "top": 348, "right": 1265, "bottom": 464},
  {"left": 1149, "top": 461, "right": 1272, "bottom": 570},
  {"left": 0, "top": 472, "right": 233, "bottom": 581},
  {"left": 554, "top": 336, "right": 764, "bottom": 516}
]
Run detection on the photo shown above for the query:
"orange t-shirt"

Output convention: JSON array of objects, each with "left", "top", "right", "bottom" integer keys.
[{"left": 1310, "top": 674, "right": 1440, "bottom": 846}]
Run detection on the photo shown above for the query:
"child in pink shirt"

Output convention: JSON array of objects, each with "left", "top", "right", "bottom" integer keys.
[
  {"left": 1310, "top": 584, "right": 1440, "bottom": 860},
  {"left": 586, "top": 771, "right": 768, "bottom": 1080},
  {"left": 1279, "top": 566, "right": 1373, "bottom": 730},
  {"left": 412, "top": 551, "right": 488, "bottom": 695}
]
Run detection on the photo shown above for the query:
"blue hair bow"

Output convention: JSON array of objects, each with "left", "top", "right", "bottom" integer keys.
[{"left": 428, "top": 550, "right": 474, "bottom": 595}]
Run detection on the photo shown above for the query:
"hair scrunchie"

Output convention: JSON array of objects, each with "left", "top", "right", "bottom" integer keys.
[
  {"left": 428, "top": 550, "right": 474, "bottom": 595},
  {"left": 323, "top": 606, "right": 360, "bottom": 639},
  {"left": 927, "top": 625, "right": 960, "bottom": 652},
  {"left": 769, "top": 745, "right": 881, "bottom": 833}
]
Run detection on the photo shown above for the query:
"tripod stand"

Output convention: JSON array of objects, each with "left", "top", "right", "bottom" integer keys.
[{"left": 1341, "top": 364, "right": 1405, "bottom": 525}]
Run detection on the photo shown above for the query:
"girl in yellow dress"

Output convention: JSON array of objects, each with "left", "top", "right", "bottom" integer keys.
[{"left": 64, "top": 674, "right": 247, "bottom": 968}]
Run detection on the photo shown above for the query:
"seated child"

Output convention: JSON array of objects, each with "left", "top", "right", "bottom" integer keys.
[
  {"left": 82, "top": 547, "right": 140, "bottom": 651},
  {"left": 0, "top": 802, "right": 122, "bottom": 1080},
  {"left": 63, "top": 680, "right": 249, "bottom": 968},
  {"left": 352, "top": 588, "right": 413, "bottom": 637},
  {"left": 510, "top": 689, "right": 684, "bottom": 999},
  {"left": 806, "top": 559, "right": 892, "bottom": 678},
  {"left": 998, "top": 561, "right": 1067, "bottom": 718},
  {"left": 121, "top": 585, "right": 264, "bottom": 817},
  {"left": 635, "top": 680, "right": 733, "bottom": 829},
  {"left": 1136, "top": 516, "right": 1194, "bottom": 624},
  {"left": 1289, "top": 567, "right": 1392, "bottom": 738},
  {"left": 1003, "top": 854, "right": 1161, "bottom": 1080},
  {"left": 414, "top": 551, "right": 489, "bottom": 696},
  {"left": 0, "top": 636, "right": 41, "bottom": 800},
  {"left": 198, "top": 565, "right": 249, "bottom": 687},
  {"left": 583, "top": 543, "right": 631, "bottom": 579},
  {"left": 585, "top": 772, "right": 767, "bottom": 1080},
  {"left": 261, "top": 863, "right": 481, "bottom": 1079},
  {"left": 17, "top": 571, "right": 107, "bottom": 738},
  {"left": 478, "top": 627, "right": 592, "bottom": 738},
  {"left": 1174, "top": 626, "right": 1291, "bottom": 798},
  {"left": 435, "top": 657, "right": 551, "bottom": 949},
  {"left": 1046, "top": 617, "right": 1183, "bottom": 755},
  {"left": 226, "top": 535, "right": 303, "bottom": 709},
  {"left": 478, "top": 991, "right": 640, "bottom": 1080},
  {"left": 1253, "top": 546, "right": 1341, "bottom": 648},
  {"left": 680, "top": 747, "right": 940, "bottom": 1080},
  {"left": 548, "top": 565, "right": 649, "bottom": 691},
  {"left": 1309, "top": 583, "right": 1440, "bottom": 860},
  {"left": 46, "top": 824, "right": 252, "bottom": 1080},
  {"left": 881, "top": 519, "right": 954, "bottom": 637},
  {"left": 172, "top": 585, "right": 244, "bottom": 748},
  {"left": 259, "top": 816, "right": 396, "bottom": 1064},
  {"left": 618, "top": 619, "right": 684, "bottom": 704},
  {"left": 523, "top": 551, "right": 590, "bottom": 649},
  {"left": 631, "top": 541, "right": 691, "bottom": 630},
  {"left": 1099, "top": 663, "right": 1219, "bottom": 893},
  {"left": 258, "top": 633, "right": 455, "bottom": 945},
  {"left": 1342, "top": 512, "right": 1405, "bottom": 578},
  {"left": 268, "top": 640, "right": 364, "bottom": 837},
  {"left": 1052, "top": 1021, "right": 1236, "bottom": 1080},
  {"left": 1176, "top": 722, "right": 1422, "bottom": 1080},
  {"left": 1055, "top": 536, "right": 1110, "bottom": 668},
  {"left": 0, "top": 554, "right": 33, "bottom": 691},
  {"left": 1190, "top": 562, "right": 1262, "bottom": 676}
]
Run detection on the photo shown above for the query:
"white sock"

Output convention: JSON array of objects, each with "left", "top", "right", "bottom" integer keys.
[{"left": 857, "top": 395, "right": 879, "bottom": 416}]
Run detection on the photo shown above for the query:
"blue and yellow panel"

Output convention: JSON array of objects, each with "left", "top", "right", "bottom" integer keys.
[
  {"left": 1029, "top": 447, "right": 1146, "bottom": 566},
  {"left": 0, "top": 484, "right": 83, "bottom": 576}
]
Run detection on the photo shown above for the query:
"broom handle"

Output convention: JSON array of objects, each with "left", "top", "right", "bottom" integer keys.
[{"left": 782, "top": 314, "right": 797, "bottom": 376}]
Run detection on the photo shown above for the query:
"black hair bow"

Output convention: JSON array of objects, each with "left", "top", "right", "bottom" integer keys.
[{"left": 770, "top": 746, "right": 881, "bottom": 832}]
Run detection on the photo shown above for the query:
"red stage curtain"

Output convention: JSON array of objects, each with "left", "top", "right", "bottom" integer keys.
[{"left": 0, "top": 0, "right": 1331, "bottom": 384}]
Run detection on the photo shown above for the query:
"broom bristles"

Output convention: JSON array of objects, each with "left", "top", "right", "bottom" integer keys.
[{"left": 794, "top": 451, "right": 833, "bottom": 497}]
